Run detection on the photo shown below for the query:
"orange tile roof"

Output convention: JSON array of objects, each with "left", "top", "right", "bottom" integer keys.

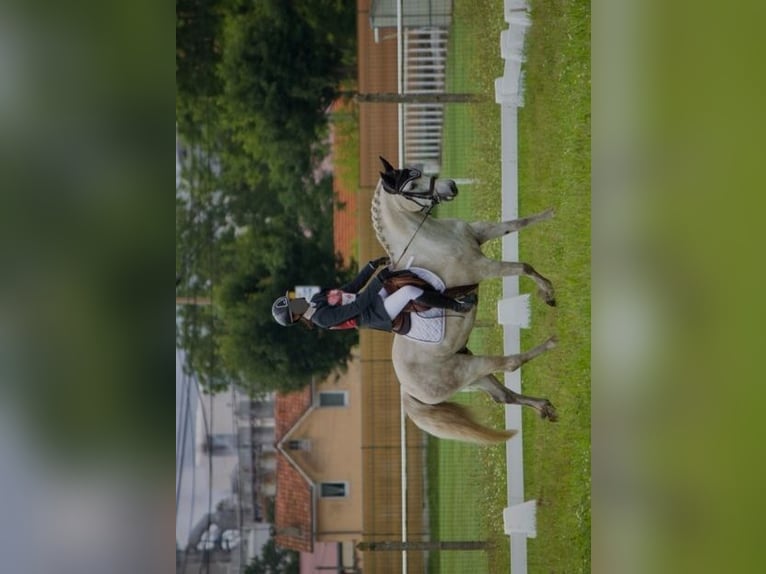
[
  {"left": 275, "top": 386, "right": 312, "bottom": 441},
  {"left": 275, "top": 388, "right": 314, "bottom": 552},
  {"left": 333, "top": 182, "right": 357, "bottom": 265},
  {"left": 331, "top": 99, "right": 358, "bottom": 265}
]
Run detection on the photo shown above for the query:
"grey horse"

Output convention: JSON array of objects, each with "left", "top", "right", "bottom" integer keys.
[{"left": 373, "top": 157, "right": 558, "bottom": 444}]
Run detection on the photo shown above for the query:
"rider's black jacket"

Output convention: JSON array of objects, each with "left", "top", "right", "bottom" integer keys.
[{"left": 309, "top": 259, "right": 393, "bottom": 332}]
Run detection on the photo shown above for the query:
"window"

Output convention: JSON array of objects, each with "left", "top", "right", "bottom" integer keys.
[
  {"left": 320, "top": 482, "right": 348, "bottom": 498},
  {"left": 318, "top": 391, "right": 348, "bottom": 407},
  {"left": 286, "top": 439, "right": 310, "bottom": 451}
]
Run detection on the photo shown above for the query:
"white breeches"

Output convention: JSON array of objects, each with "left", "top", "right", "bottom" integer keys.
[{"left": 379, "top": 285, "right": 424, "bottom": 320}]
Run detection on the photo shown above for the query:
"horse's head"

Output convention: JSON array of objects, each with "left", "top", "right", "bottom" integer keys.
[{"left": 379, "top": 156, "right": 458, "bottom": 208}]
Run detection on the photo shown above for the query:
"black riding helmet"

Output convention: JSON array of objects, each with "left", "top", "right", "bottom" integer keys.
[{"left": 272, "top": 293, "right": 310, "bottom": 327}]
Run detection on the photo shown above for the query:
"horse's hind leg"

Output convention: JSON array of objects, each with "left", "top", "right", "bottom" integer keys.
[
  {"left": 469, "top": 209, "right": 554, "bottom": 244},
  {"left": 469, "top": 373, "right": 559, "bottom": 422},
  {"left": 501, "top": 335, "right": 558, "bottom": 370}
]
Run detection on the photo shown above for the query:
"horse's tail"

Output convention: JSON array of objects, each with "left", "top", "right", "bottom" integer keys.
[{"left": 401, "top": 393, "right": 517, "bottom": 445}]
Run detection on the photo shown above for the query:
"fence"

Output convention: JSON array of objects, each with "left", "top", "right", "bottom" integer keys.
[{"left": 402, "top": 27, "right": 448, "bottom": 174}]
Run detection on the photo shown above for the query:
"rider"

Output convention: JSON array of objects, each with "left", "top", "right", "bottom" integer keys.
[{"left": 271, "top": 257, "right": 477, "bottom": 332}]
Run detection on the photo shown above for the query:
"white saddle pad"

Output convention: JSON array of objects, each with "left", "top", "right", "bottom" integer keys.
[{"left": 400, "top": 267, "right": 446, "bottom": 344}]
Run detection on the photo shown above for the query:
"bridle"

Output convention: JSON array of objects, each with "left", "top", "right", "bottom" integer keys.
[
  {"left": 382, "top": 168, "right": 446, "bottom": 267},
  {"left": 382, "top": 167, "right": 442, "bottom": 211}
]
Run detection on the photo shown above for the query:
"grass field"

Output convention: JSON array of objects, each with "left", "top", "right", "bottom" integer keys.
[
  {"left": 428, "top": 0, "right": 591, "bottom": 572},
  {"left": 517, "top": 1, "right": 590, "bottom": 572}
]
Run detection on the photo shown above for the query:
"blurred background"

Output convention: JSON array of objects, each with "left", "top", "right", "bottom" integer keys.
[
  {"left": 593, "top": 0, "right": 766, "bottom": 572},
  {"left": 0, "top": 0, "right": 170, "bottom": 572}
]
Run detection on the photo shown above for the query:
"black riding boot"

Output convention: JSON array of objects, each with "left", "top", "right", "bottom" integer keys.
[{"left": 414, "top": 291, "right": 477, "bottom": 312}]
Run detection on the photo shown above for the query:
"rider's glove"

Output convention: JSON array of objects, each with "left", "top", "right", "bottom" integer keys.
[{"left": 369, "top": 256, "right": 391, "bottom": 269}]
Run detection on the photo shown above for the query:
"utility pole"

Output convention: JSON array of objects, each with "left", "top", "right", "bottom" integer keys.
[
  {"left": 175, "top": 296, "right": 212, "bottom": 306},
  {"left": 176, "top": 275, "right": 212, "bottom": 306},
  {"left": 357, "top": 540, "right": 489, "bottom": 551},
  {"left": 355, "top": 92, "right": 483, "bottom": 104}
]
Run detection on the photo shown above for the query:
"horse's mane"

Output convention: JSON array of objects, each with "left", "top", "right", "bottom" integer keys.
[{"left": 371, "top": 181, "right": 393, "bottom": 258}]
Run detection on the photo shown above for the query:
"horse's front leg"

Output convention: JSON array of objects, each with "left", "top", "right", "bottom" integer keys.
[{"left": 469, "top": 208, "right": 554, "bottom": 244}]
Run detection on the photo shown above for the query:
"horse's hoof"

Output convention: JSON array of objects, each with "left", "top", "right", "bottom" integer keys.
[
  {"left": 546, "top": 298, "right": 557, "bottom": 307},
  {"left": 542, "top": 405, "right": 559, "bottom": 422}
]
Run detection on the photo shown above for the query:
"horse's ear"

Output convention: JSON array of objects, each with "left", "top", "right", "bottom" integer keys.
[
  {"left": 380, "top": 172, "right": 396, "bottom": 192},
  {"left": 379, "top": 156, "right": 395, "bottom": 173}
]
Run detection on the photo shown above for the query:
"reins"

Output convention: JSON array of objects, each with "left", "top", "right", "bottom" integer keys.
[{"left": 392, "top": 175, "right": 439, "bottom": 268}]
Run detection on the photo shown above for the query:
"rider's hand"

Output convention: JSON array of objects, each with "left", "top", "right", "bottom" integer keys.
[{"left": 369, "top": 256, "right": 390, "bottom": 268}]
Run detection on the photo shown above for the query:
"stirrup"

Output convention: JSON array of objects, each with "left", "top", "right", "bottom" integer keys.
[{"left": 453, "top": 293, "right": 477, "bottom": 312}]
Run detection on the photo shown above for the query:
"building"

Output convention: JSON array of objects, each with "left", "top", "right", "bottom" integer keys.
[
  {"left": 176, "top": 377, "right": 276, "bottom": 572},
  {"left": 274, "top": 356, "right": 364, "bottom": 572}
]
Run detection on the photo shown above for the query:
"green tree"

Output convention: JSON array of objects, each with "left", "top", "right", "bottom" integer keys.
[
  {"left": 217, "top": 0, "right": 349, "bottom": 177},
  {"left": 176, "top": 0, "right": 225, "bottom": 97},
  {"left": 176, "top": 0, "right": 228, "bottom": 132},
  {"left": 215, "top": 225, "right": 357, "bottom": 393},
  {"left": 245, "top": 538, "right": 299, "bottom": 574},
  {"left": 176, "top": 0, "right": 358, "bottom": 394},
  {"left": 176, "top": 139, "right": 356, "bottom": 394}
]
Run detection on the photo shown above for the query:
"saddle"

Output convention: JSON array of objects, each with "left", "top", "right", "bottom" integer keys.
[{"left": 381, "top": 269, "right": 478, "bottom": 335}]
